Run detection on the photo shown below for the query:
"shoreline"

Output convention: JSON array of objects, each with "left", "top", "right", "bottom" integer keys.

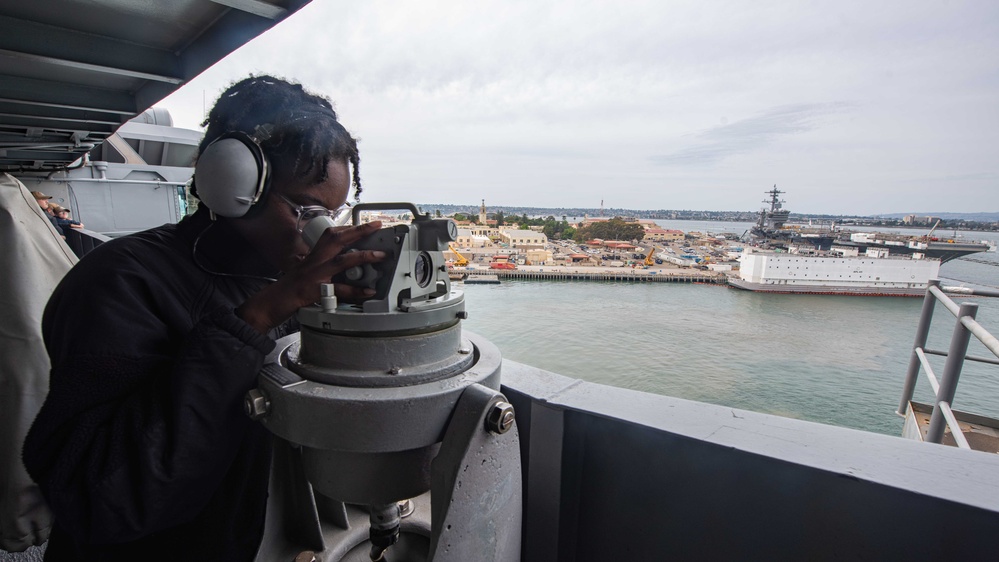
[{"left": 455, "top": 265, "right": 727, "bottom": 284}]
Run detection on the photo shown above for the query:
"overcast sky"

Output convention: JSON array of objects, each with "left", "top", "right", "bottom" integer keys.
[{"left": 158, "top": 0, "right": 999, "bottom": 216}]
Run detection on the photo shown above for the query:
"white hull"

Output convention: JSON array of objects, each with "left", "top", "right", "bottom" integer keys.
[
  {"left": 732, "top": 250, "right": 940, "bottom": 296},
  {"left": 727, "top": 277, "right": 926, "bottom": 296}
]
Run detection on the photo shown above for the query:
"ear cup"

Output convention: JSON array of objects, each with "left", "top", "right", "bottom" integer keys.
[{"left": 194, "top": 132, "right": 270, "bottom": 218}]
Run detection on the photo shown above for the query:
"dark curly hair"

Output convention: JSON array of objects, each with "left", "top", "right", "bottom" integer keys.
[{"left": 195, "top": 74, "right": 361, "bottom": 201}]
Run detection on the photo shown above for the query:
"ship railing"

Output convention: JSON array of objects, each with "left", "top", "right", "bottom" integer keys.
[
  {"left": 64, "top": 227, "right": 111, "bottom": 260},
  {"left": 897, "top": 279, "right": 999, "bottom": 448}
]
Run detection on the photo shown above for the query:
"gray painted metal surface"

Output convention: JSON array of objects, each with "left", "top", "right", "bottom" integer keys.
[
  {"left": 257, "top": 331, "right": 502, "bottom": 454},
  {"left": 288, "top": 323, "right": 474, "bottom": 387},
  {"left": 254, "top": 335, "right": 520, "bottom": 561},
  {"left": 297, "top": 298, "right": 467, "bottom": 340},
  {"left": 17, "top": 164, "right": 193, "bottom": 236},
  {"left": 428, "top": 384, "right": 523, "bottom": 562},
  {"left": 936, "top": 402, "right": 972, "bottom": 449},
  {"left": 13, "top": 109, "right": 203, "bottom": 236},
  {"left": 900, "top": 280, "right": 999, "bottom": 448},
  {"left": 0, "top": 0, "right": 312, "bottom": 171},
  {"left": 926, "top": 301, "right": 979, "bottom": 442},
  {"left": 501, "top": 360, "right": 999, "bottom": 561},
  {"left": 899, "top": 281, "right": 941, "bottom": 415}
]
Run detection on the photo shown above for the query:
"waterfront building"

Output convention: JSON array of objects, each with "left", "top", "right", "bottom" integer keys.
[
  {"left": 644, "top": 228, "right": 684, "bottom": 242},
  {"left": 525, "top": 249, "right": 554, "bottom": 265},
  {"left": 500, "top": 229, "right": 548, "bottom": 249},
  {"left": 566, "top": 253, "right": 597, "bottom": 265},
  {"left": 586, "top": 239, "right": 639, "bottom": 250},
  {"left": 455, "top": 228, "right": 490, "bottom": 248},
  {"left": 902, "top": 214, "right": 941, "bottom": 226},
  {"left": 468, "top": 226, "right": 495, "bottom": 238}
]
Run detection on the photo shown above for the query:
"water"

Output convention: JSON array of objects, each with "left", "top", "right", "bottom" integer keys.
[{"left": 460, "top": 227, "right": 999, "bottom": 436}]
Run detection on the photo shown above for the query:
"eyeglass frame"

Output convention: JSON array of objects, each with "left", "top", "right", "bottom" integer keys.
[{"left": 276, "top": 193, "right": 353, "bottom": 232}]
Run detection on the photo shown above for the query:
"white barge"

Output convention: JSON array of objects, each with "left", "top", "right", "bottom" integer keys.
[{"left": 729, "top": 246, "right": 941, "bottom": 296}]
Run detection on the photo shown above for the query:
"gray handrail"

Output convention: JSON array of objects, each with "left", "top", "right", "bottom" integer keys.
[
  {"left": 897, "top": 279, "right": 999, "bottom": 449},
  {"left": 63, "top": 227, "right": 112, "bottom": 259},
  {"left": 350, "top": 202, "right": 429, "bottom": 225}
]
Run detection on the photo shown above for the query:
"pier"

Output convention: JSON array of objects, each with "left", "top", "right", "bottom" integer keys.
[{"left": 460, "top": 268, "right": 725, "bottom": 284}]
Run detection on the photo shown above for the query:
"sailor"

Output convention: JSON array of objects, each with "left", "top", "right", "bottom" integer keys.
[
  {"left": 22, "top": 75, "right": 385, "bottom": 561},
  {"left": 49, "top": 204, "right": 84, "bottom": 231},
  {"left": 31, "top": 191, "right": 63, "bottom": 236}
]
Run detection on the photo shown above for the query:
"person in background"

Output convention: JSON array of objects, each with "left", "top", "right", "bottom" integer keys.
[
  {"left": 31, "top": 191, "right": 63, "bottom": 236},
  {"left": 49, "top": 204, "right": 84, "bottom": 231},
  {"left": 22, "top": 75, "right": 385, "bottom": 561}
]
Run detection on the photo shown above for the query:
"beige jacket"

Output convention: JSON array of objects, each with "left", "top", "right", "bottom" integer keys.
[{"left": 0, "top": 173, "right": 76, "bottom": 551}]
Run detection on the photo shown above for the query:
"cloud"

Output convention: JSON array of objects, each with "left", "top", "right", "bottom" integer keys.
[
  {"left": 651, "top": 103, "right": 853, "bottom": 167},
  {"left": 899, "top": 171, "right": 998, "bottom": 184},
  {"left": 156, "top": 0, "right": 999, "bottom": 214}
]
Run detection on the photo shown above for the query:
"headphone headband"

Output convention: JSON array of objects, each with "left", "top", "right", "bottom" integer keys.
[{"left": 193, "top": 107, "right": 341, "bottom": 219}]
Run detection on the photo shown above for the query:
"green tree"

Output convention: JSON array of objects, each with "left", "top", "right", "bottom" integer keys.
[
  {"left": 495, "top": 211, "right": 505, "bottom": 226},
  {"left": 574, "top": 218, "right": 645, "bottom": 242}
]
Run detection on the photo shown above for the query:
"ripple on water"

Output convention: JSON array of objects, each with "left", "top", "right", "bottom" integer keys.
[{"left": 461, "top": 277, "right": 999, "bottom": 436}]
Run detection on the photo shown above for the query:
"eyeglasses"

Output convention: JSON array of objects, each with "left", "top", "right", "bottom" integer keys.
[{"left": 277, "top": 194, "right": 353, "bottom": 232}]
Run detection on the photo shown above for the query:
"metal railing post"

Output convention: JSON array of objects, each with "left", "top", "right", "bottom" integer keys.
[
  {"left": 897, "top": 280, "right": 940, "bottom": 416},
  {"left": 925, "top": 301, "right": 979, "bottom": 444}
]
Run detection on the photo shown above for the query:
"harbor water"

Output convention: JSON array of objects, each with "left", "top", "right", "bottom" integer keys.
[{"left": 460, "top": 226, "right": 999, "bottom": 436}]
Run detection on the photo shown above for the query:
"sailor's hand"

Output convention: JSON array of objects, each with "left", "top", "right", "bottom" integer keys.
[
  {"left": 305, "top": 221, "right": 387, "bottom": 303},
  {"left": 237, "top": 221, "right": 385, "bottom": 334}
]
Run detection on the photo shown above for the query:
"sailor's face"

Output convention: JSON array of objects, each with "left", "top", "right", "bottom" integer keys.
[{"left": 234, "top": 158, "right": 351, "bottom": 273}]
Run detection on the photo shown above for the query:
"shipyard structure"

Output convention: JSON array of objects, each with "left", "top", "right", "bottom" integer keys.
[{"left": 729, "top": 187, "right": 990, "bottom": 296}]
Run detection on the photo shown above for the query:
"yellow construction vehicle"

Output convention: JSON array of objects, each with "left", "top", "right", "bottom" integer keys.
[
  {"left": 448, "top": 244, "right": 470, "bottom": 267},
  {"left": 644, "top": 247, "right": 655, "bottom": 267}
]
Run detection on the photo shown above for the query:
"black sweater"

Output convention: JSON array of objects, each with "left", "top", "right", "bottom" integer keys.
[{"left": 23, "top": 209, "right": 292, "bottom": 561}]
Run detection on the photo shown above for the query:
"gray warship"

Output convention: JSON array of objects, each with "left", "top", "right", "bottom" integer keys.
[{"left": 748, "top": 186, "right": 990, "bottom": 263}]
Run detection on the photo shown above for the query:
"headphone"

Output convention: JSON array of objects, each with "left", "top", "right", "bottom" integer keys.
[{"left": 193, "top": 125, "right": 274, "bottom": 219}]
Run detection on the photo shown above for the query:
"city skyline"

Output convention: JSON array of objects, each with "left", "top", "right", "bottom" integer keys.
[
  {"left": 415, "top": 202, "right": 999, "bottom": 224},
  {"left": 158, "top": 0, "right": 999, "bottom": 216}
]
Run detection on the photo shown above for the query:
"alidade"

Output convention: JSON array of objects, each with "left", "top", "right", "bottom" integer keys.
[
  {"left": 249, "top": 203, "right": 522, "bottom": 562},
  {"left": 301, "top": 202, "right": 460, "bottom": 315}
]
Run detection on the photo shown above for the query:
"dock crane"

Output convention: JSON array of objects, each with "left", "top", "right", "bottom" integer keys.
[
  {"left": 644, "top": 247, "right": 656, "bottom": 267},
  {"left": 448, "top": 244, "right": 470, "bottom": 267},
  {"left": 923, "top": 219, "right": 941, "bottom": 242}
]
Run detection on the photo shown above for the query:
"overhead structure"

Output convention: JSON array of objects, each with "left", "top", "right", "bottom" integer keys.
[{"left": 0, "top": 0, "right": 312, "bottom": 172}]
